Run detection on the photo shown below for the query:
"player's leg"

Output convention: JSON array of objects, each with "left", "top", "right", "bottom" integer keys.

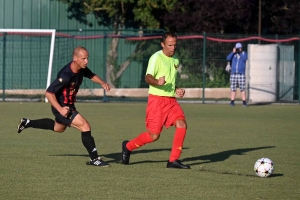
[
  {"left": 165, "top": 100, "right": 190, "bottom": 169},
  {"left": 71, "top": 113, "right": 109, "bottom": 167},
  {"left": 122, "top": 131, "right": 159, "bottom": 165},
  {"left": 17, "top": 118, "right": 55, "bottom": 133},
  {"left": 17, "top": 105, "right": 72, "bottom": 133},
  {"left": 121, "top": 95, "right": 162, "bottom": 165}
]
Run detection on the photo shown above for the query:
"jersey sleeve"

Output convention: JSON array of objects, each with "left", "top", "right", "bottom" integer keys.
[
  {"left": 46, "top": 73, "right": 69, "bottom": 94},
  {"left": 83, "top": 67, "right": 95, "bottom": 79},
  {"left": 146, "top": 53, "right": 159, "bottom": 76}
]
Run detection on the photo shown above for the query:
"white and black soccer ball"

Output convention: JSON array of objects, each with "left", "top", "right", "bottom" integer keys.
[{"left": 254, "top": 158, "right": 274, "bottom": 178}]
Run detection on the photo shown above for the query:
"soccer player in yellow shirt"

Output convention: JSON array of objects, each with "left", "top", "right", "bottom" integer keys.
[{"left": 121, "top": 32, "right": 190, "bottom": 169}]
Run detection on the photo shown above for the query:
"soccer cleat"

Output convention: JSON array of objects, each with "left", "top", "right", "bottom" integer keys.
[
  {"left": 17, "top": 118, "right": 30, "bottom": 133},
  {"left": 243, "top": 102, "right": 248, "bottom": 107},
  {"left": 167, "top": 160, "right": 191, "bottom": 169},
  {"left": 230, "top": 102, "right": 235, "bottom": 106},
  {"left": 88, "top": 157, "right": 110, "bottom": 167},
  {"left": 121, "top": 140, "right": 131, "bottom": 164}
]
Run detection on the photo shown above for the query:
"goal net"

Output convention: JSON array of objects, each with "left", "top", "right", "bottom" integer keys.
[{"left": 0, "top": 29, "right": 55, "bottom": 101}]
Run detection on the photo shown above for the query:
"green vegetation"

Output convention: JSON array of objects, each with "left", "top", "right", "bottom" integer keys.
[{"left": 1, "top": 102, "right": 299, "bottom": 199}]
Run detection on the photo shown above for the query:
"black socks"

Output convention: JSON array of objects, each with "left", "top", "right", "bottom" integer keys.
[
  {"left": 27, "top": 118, "right": 55, "bottom": 131},
  {"left": 81, "top": 131, "right": 98, "bottom": 160}
]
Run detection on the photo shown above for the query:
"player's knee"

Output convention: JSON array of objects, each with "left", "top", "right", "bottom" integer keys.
[
  {"left": 53, "top": 122, "right": 66, "bottom": 133},
  {"left": 75, "top": 119, "right": 91, "bottom": 132},
  {"left": 53, "top": 127, "right": 66, "bottom": 133},
  {"left": 175, "top": 119, "right": 187, "bottom": 129},
  {"left": 80, "top": 123, "right": 90, "bottom": 132},
  {"left": 149, "top": 132, "right": 160, "bottom": 141}
]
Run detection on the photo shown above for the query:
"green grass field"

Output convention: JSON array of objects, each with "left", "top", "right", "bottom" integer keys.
[{"left": 1, "top": 102, "right": 299, "bottom": 199}]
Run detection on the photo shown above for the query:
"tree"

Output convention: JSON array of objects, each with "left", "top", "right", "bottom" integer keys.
[
  {"left": 55, "top": 0, "right": 300, "bottom": 89},
  {"left": 161, "top": 0, "right": 256, "bottom": 34},
  {"left": 260, "top": 0, "right": 300, "bottom": 35},
  {"left": 162, "top": 0, "right": 300, "bottom": 35},
  {"left": 56, "top": 0, "right": 176, "bottom": 88}
]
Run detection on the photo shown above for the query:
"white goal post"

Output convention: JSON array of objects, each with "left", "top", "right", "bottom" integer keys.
[{"left": 0, "top": 29, "right": 56, "bottom": 102}]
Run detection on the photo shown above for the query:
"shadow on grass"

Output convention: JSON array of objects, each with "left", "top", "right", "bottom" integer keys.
[
  {"left": 269, "top": 173, "right": 284, "bottom": 178},
  {"left": 198, "top": 170, "right": 283, "bottom": 178},
  {"left": 49, "top": 148, "right": 186, "bottom": 164},
  {"left": 50, "top": 146, "right": 276, "bottom": 166},
  {"left": 182, "top": 146, "right": 276, "bottom": 166}
]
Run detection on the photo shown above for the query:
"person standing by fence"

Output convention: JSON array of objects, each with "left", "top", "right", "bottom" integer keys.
[{"left": 226, "top": 42, "right": 248, "bottom": 107}]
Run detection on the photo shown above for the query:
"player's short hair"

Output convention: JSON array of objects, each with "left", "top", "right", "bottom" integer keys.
[
  {"left": 73, "top": 46, "right": 88, "bottom": 57},
  {"left": 161, "top": 32, "right": 177, "bottom": 43}
]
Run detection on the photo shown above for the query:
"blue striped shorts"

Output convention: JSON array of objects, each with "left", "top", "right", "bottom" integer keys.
[{"left": 230, "top": 73, "right": 246, "bottom": 91}]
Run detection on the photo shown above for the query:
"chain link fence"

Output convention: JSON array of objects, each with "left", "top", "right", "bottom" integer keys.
[{"left": 1, "top": 29, "right": 299, "bottom": 103}]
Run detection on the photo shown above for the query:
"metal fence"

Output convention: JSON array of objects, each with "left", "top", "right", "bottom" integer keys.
[{"left": 0, "top": 29, "right": 299, "bottom": 104}]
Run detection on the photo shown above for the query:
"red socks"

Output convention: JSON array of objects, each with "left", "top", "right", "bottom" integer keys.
[
  {"left": 126, "top": 132, "right": 154, "bottom": 151},
  {"left": 126, "top": 128, "right": 187, "bottom": 162},
  {"left": 169, "top": 128, "right": 187, "bottom": 162}
]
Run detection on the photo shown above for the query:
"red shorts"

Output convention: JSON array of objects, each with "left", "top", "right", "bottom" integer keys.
[{"left": 146, "top": 94, "right": 185, "bottom": 134}]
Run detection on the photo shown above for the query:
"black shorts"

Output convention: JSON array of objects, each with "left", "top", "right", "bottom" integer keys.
[{"left": 51, "top": 105, "right": 79, "bottom": 126}]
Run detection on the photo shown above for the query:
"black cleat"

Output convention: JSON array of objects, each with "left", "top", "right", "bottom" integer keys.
[
  {"left": 121, "top": 140, "right": 131, "bottom": 164},
  {"left": 167, "top": 160, "right": 191, "bottom": 169},
  {"left": 17, "top": 118, "right": 30, "bottom": 133},
  {"left": 88, "top": 157, "right": 110, "bottom": 167}
]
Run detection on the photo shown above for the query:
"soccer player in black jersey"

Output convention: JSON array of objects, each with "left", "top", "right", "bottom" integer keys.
[{"left": 17, "top": 46, "right": 111, "bottom": 167}]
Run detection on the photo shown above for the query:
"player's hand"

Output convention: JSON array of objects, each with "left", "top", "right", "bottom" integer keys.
[
  {"left": 176, "top": 88, "right": 185, "bottom": 98},
  {"left": 157, "top": 76, "right": 166, "bottom": 86},
  {"left": 60, "top": 106, "right": 70, "bottom": 117},
  {"left": 101, "top": 83, "right": 111, "bottom": 92}
]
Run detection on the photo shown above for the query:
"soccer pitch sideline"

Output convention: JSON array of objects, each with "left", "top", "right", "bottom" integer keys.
[{"left": 0, "top": 102, "right": 299, "bottom": 199}]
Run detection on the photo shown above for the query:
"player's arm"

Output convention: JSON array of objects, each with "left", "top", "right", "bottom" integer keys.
[
  {"left": 145, "top": 54, "right": 166, "bottom": 86},
  {"left": 145, "top": 74, "right": 166, "bottom": 86},
  {"left": 45, "top": 75, "right": 70, "bottom": 117},
  {"left": 84, "top": 67, "right": 110, "bottom": 91},
  {"left": 90, "top": 75, "right": 110, "bottom": 92}
]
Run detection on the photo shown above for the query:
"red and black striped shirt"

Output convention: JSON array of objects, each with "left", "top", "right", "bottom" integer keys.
[{"left": 46, "top": 62, "right": 95, "bottom": 105}]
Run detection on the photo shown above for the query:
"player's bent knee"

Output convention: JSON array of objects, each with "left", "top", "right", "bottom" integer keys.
[
  {"left": 149, "top": 132, "right": 160, "bottom": 141},
  {"left": 53, "top": 127, "right": 66, "bottom": 133},
  {"left": 175, "top": 119, "right": 187, "bottom": 129},
  {"left": 53, "top": 122, "right": 66, "bottom": 133},
  {"left": 72, "top": 116, "right": 91, "bottom": 132},
  {"left": 80, "top": 122, "right": 91, "bottom": 132}
]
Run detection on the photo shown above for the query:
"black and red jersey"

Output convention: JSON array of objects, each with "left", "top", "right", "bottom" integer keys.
[{"left": 46, "top": 62, "right": 95, "bottom": 105}]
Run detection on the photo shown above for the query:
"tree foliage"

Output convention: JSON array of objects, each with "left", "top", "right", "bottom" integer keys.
[
  {"left": 55, "top": 0, "right": 300, "bottom": 89},
  {"left": 58, "top": 0, "right": 300, "bottom": 35},
  {"left": 55, "top": 0, "right": 176, "bottom": 87},
  {"left": 163, "top": 0, "right": 300, "bottom": 35},
  {"left": 56, "top": 0, "right": 176, "bottom": 29}
]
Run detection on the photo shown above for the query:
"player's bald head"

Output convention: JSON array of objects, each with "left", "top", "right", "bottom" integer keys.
[{"left": 73, "top": 46, "right": 88, "bottom": 57}]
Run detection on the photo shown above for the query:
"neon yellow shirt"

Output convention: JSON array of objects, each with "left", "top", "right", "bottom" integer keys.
[{"left": 146, "top": 50, "right": 179, "bottom": 97}]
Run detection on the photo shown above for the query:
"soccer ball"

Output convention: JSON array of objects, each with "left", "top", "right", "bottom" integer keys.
[{"left": 254, "top": 158, "right": 274, "bottom": 178}]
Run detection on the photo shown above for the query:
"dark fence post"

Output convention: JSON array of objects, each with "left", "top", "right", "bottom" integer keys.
[
  {"left": 2, "top": 32, "right": 6, "bottom": 101},
  {"left": 202, "top": 32, "right": 206, "bottom": 103},
  {"left": 103, "top": 31, "right": 108, "bottom": 102},
  {"left": 298, "top": 37, "right": 300, "bottom": 104}
]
